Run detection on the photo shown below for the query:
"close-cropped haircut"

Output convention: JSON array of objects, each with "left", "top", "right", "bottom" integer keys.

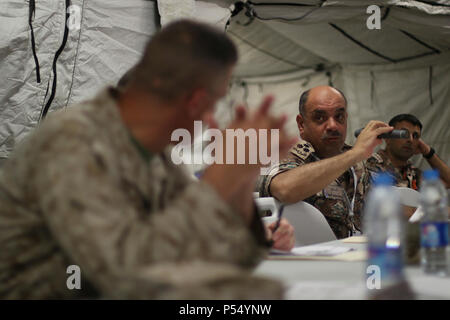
[
  {"left": 388, "top": 114, "right": 423, "bottom": 131},
  {"left": 298, "top": 87, "right": 347, "bottom": 115},
  {"left": 129, "top": 19, "right": 238, "bottom": 100}
]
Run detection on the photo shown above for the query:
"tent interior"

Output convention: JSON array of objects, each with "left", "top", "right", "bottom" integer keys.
[
  {"left": 1, "top": 0, "right": 449, "bottom": 175},
  {"left": 207, "top": 0, "right": 450, "bottom": 176}
]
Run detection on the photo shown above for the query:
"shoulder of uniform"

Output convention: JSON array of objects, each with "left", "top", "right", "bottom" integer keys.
[
  {"left": 290, "top": 139, "right": 315, "bottom": 161},
  {"left": 366, "top": 150, "right": 385, "bottom": 165}
]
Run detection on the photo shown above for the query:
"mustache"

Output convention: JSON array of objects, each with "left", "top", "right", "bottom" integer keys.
[{"left": 321, "top": 131, "right": 342, "bottom": 139}]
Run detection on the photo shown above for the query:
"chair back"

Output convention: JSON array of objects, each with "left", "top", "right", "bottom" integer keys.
[
  {"left": 394, "top": 186, "right": 420, "bottom": 207},
  {"left": 283, "top": 201, "right": 337, "bottom": 246}
]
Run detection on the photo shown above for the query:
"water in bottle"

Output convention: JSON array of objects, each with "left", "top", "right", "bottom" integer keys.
[
  {"left": 419, "top": 169, "right": 449, "bottom": 276},
  {"left": 364, "top": 173, "right": 405, "bottom": 290}
]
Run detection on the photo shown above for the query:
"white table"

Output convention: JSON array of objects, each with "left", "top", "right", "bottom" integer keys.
[{"left": 255, "top": 239, "right": 450, "bottom": 299}]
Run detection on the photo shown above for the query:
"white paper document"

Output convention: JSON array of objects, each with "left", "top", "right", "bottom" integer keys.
[
  {"left": 271, "top": 245, "right": 353, "bottom": 257},
  {"left": 291, "top": 245, "right": 353, "bottom": 256}
]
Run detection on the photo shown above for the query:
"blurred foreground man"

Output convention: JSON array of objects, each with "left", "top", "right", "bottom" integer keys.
[
  {"left": 260, "top": 86, "right": 393, "bottom": 239},
  {"left": 0, "top": 20, "right": 294, "bottom": 299},
  {"left": 366, "top": 114, "right": 450, "bottom": 190}
]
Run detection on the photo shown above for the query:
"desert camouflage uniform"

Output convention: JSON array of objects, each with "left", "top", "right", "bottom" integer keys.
[
  {"left": 259, "top": 140, "right": 371, "bottom": 239},
  {"left": 365, "top": 150, "right": 422, "bottom": 191},
  {"left": 0, "top": 88, "right": 282, "bottom": 299}
]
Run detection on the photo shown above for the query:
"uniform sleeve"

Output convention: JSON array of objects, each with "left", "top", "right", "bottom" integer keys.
[
  {"left": 30, "top": 118, "right": 274, "bottom": 298},
  {"left": 258, "top": 157, "right": 304, "bottom": 197}
]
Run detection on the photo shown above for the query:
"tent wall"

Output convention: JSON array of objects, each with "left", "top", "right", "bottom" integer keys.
[
  {"left": 0, "top": 0, "right": 158, "bottom": 162},
  {"left": 1, "top": 0, "right": 448, "bottom": 173}
]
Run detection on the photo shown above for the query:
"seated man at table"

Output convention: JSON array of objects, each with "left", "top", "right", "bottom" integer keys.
[
  {"left": 259, "top": 86, "right": 393, "bottom": 239},
  {"left": 0, "top": 20, "right": 295, "bottom": 299},
  {"left": 366, "top": 113, "right": 450, "bottom": 190}
]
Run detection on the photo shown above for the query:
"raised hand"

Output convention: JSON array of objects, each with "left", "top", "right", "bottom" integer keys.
[
  {"left": 266, "top": 218, "right": 295, "bottom": 251},
  {"left": 415, "top": 138, "right": 431, "bottom": 156},
  {"left": 201, "top": 96, "right": 296, "bottom": 223},
  {"left": 352, "top": 120, "right": 393, "bottom": 161}
]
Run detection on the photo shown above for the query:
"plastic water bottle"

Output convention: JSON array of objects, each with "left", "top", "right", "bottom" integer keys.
[
  {"left": 419, "top": 169, "right": 449, "bottom": 276},
  {"left": 364, "top": 173, "right": 405, "bottom": 290}
]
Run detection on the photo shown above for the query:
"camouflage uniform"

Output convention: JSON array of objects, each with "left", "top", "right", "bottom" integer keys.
[
  {"left": 259, "top": 140, "right": 371, "bottom": 239},
  {"left": 365, "top": 149, "right": 422, "bottom": 191},
  {"left": 0, "top": 88, "right": 282, "bottom": 299}
]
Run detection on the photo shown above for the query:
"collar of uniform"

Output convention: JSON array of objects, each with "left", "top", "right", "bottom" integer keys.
[
  {"left": 92, "top": 86, "right": 124, "bottom": 124},
  {"left": 128, "top": 131, "right": 154, "bottom": 164},
  {"left": 377, "top": 149, "right": 415, "bottom": 170},
  {"left": 101, "top": 86, "right": 154, "bottom": 163}
]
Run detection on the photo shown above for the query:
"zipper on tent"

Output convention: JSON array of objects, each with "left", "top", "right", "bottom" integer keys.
[
  {"left": 41, "top": 78, "right": 50, "bottom": 116},
  {"left": 40, "top": 0, "right": 71, "bottom": 121},
  {"left": 326, "top": 71, "right": 333, "bottom": 87},
  {"left": 429, "top": 66, "right": 433, "bottom": 105},
  {"left": 29, "top": 0, "right": 41, "bottom": 83},
  {"left": 329, "top": 23, "right": 396, "bottom": 63},
  {"left": 381, "top": 6, "right": 391, "bottom": 21},
  {"left": 228, "top": 30, "right": 313, "bottom": 71},
  {"left": 370, "top": 71, "right": 375, "bottom": 110},
  {"left": 400, "top": 30, "right": 441, "bottom": 55}
]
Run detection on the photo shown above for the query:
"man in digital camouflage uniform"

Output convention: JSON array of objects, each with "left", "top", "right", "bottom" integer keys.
[
  {"left": 366, "top": 113, "right": 450, "bottom": 190},
  {"left": 259, "top": 86, "right": 393, "bottom": 239},
  {"left": 0, "top": 20, "right": 295, "bottom": 299}
]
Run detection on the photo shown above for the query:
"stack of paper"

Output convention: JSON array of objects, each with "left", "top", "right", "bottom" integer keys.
[
  {"left": 290, "top": 245, "right": 353, "bottom": 256},
  {"left": 269, "top": 243, "right": 367, "bottom": 261}
]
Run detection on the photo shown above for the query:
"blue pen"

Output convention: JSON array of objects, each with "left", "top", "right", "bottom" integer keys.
[{"left": 272, "top": 204, "right": 285, "bottom": 234}]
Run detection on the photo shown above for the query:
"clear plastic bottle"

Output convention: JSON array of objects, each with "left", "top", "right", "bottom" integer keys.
[
  {"left": 419, "top": 169, "right": 449, "bottom": 276},
  {"left": 364, "top": 173, "right": 405, "bottom": 290}
]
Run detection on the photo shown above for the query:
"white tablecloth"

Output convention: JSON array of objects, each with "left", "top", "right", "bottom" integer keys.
[{"left": 255, "top": 239, "right": 450, "bottom": 299}]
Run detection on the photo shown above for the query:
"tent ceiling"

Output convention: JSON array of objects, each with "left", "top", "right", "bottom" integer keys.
[{"left": 224, "top": 0, "right": 450, "bottom": 79}]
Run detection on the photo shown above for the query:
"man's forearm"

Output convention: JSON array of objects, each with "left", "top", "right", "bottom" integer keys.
[
  {"left": 270, "top": 149, "right": 360, "bottom": 203},
  {"left": 426, "top": 153, "right": 450, "bottom": 188}
]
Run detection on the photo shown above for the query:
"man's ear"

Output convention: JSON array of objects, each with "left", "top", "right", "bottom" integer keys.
[
  {"left": 184, "top": 88, "right": 208, "bottom": 118},
  {"left": 296, "top": 114, "right": 305, "bottom": 136}
]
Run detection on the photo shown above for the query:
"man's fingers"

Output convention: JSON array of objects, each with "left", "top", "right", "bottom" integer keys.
[
  {"left": 256, "top": 95, "right": 274, "bottom": 117},
  {"left": 375, "top": 126, "right": 394, "bottom": 136},
  {"left": 366, "top": 120, "right": 389, "bottom": 129},
  {"left": 272, "top": 114, "right": 288, "bottom": 130},
  {"left": 204, "top": 113, "right": 219, "bottom": 130},
  {"left": 361, "top": 121, "right": 390, "bottom": 135},
  {"left": 235, "top": 105, "right": 247, "bottom": 121},
  {"left": 272, "top": 220, "right": 295, "bottom": 251},
  {"left": 272, "top": 220, "right": 294, "bottom": 238}
]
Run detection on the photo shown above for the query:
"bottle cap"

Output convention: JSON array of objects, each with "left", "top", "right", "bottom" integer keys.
[
  {"left": 373, "top": 173, "right": 394, "bottom": 186},
  {"left": 423, "top": 169, "right": 439, "bottom": 181}
]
